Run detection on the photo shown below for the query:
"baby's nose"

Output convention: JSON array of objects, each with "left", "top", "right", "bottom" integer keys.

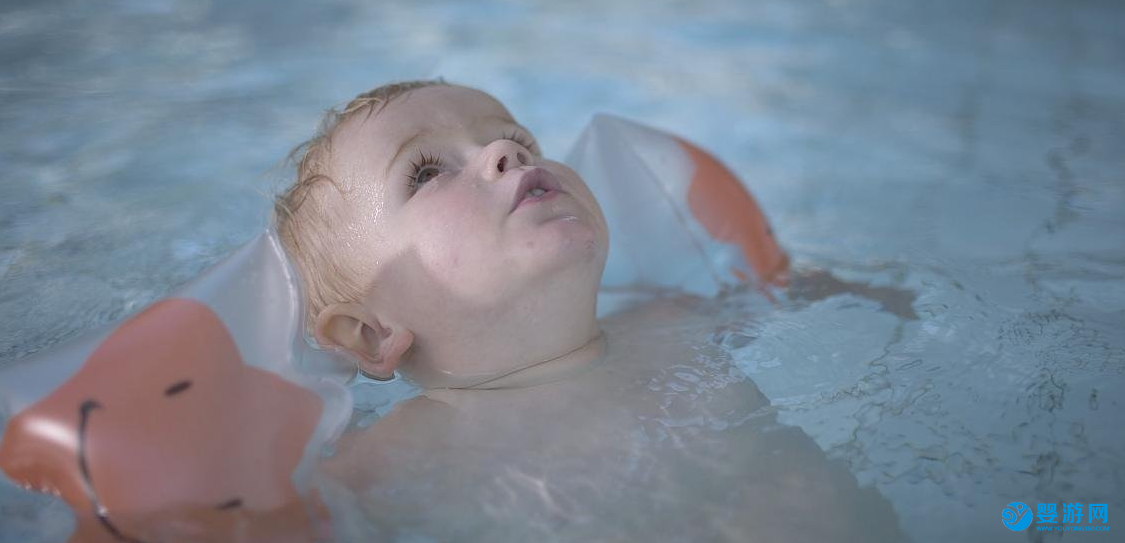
[{"left": 480, "top": 139, "right": 531, "bottom": 182}]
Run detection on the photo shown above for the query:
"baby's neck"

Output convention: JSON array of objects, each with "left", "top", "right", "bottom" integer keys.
[{"left": 445, "top": 329, "right": 606, "bottom": 390}]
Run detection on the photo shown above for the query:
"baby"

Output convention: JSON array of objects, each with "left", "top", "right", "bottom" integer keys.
[
  {"left": 276, "top": 79, "right": 607, "bottom": 390},
  {"left": 276, "top": 80, "right": 905, "bottom": 542}
]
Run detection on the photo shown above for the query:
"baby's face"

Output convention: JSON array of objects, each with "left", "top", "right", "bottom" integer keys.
[{"left": 323, "top": 85, "right": 608, "bottom": 379}]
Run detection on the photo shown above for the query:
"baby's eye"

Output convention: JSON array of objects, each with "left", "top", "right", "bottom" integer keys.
[
  {"left": 406, "top": 152, "right": 443, "bottom": 194},
  {"left": 414, "top": 165, "right": 441, "bottom": 185}
]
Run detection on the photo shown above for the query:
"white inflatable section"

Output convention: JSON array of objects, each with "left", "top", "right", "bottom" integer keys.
[
  {"left": 566, "top": 114, "right": 756, "bottom": 318},
  {"left": 0, "top": 328, "right": 110, "bottom": 418}
]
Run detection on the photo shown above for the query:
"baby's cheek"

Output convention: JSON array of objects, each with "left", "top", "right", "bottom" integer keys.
[
  {"left": 422, "top": 209, "right": 484, "bottom": 265},
  {"left": 416, "top": 221, "right": 461, "bottom": 267},
  {"left": 416, "top": 239, "right": 509, "bottom": 303},
  {"left": 403, "top": 198, "right": 506, "bottom": 297},
  {"left": 411, "top": 236, "right": 468, "bottom": 288}
]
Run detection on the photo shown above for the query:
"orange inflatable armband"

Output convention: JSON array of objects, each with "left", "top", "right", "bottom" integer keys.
[
  {"left": 0, "top": 233, "right": 349, "bottom": 542},
  {"left": 563, "top": 114, "right": 788, "bottom": 316}
]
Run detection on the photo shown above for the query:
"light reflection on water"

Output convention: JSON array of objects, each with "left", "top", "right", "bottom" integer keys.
[{"left": 2, "top": 0, "right": 1124, "bottom": 541}]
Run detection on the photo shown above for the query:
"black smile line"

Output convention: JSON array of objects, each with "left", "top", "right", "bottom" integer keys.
[{"left": 77, "top": 399, "right": 150, "bottom": 543}]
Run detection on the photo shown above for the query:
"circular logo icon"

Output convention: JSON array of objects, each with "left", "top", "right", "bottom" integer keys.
[{"left": 1002, "top": 502, "right": 1033, "bottom": 531}]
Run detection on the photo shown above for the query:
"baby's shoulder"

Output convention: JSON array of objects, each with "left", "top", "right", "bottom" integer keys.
[
  {"left": 600, "top": 293, "right": 712, "bottom": 332},
  {"left": 326, "top": 396, "right": 456, "bottom": 467}
]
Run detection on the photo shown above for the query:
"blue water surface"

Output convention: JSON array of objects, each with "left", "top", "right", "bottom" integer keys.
[{"left": 1, "top": 1, "right": 1123, "bottom": 542}]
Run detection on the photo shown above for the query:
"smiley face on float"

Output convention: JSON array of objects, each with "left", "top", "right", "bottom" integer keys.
[{"left": 0, "top": 298, "right": 324, "bottom": 543}]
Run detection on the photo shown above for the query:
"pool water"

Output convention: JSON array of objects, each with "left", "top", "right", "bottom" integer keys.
[{"left": 2, "top": 0, "right": 1123, "bottom": 541}]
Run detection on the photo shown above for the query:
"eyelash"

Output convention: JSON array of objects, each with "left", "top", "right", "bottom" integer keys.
[
  {"left": 406, "top": 151, "right": 442, "bottom": 193},
  {"left": 503, "top": 130, "right": 537, "bottom": 151},
  {"left": 405, "top": 131, "right": 539, "bottom": 194}
]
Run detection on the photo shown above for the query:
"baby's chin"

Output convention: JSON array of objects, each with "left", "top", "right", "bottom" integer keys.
[{"left": 509, "top": 209, "right": 606, "bottom": 273}]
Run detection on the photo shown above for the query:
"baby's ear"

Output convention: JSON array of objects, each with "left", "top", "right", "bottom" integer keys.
[{"left": 313, "top": 302, "right": 413, "bottom": 380}]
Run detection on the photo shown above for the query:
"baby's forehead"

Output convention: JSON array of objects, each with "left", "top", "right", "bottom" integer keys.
[{"left": 340, "top": 88, "right": 514, "bottom": 146}]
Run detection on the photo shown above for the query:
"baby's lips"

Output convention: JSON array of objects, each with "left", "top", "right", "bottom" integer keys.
[{"left": 510, "top": 167, "right": 564, "bottom": 212}]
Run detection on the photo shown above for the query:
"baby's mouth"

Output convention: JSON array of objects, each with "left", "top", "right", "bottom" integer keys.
[
  {"left": 515, "top": 187, "right": 560, "bottom": 210},
  {"left": 510, "top": 168, "right": 564, "bottom": 212}
]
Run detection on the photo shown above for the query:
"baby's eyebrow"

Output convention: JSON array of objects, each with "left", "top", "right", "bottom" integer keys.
[{"left": 383, "top": 129, "right": 433, "bottom": 180}]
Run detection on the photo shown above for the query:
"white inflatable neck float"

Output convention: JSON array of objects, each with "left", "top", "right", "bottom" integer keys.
[{"left": 0, "top": 114, "right": 787, "bottom": 542}]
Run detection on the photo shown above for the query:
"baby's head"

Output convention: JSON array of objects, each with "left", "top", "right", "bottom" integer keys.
[{"left": 275, "top": 81, "right": 608, "bottom": 387}]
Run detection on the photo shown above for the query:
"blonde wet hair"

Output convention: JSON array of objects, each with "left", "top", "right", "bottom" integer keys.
[{"left": 273, "top": 78, "right": 449, "bottom": 333}]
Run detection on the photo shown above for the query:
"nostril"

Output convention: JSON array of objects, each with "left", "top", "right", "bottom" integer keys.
[
  {"left": 497, "top": 156, "right": 507, "bottom": 172},
  {"left": 517, "top": 151, "right": 529, "bottom": 165}
]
